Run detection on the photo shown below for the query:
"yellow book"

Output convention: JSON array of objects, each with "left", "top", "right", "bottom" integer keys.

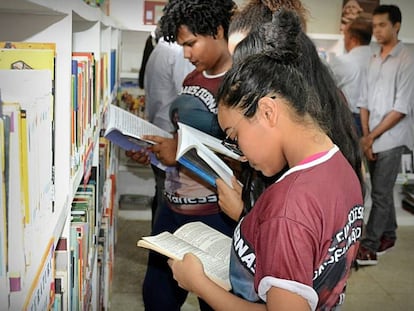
[
  {"left": 0, "top": 48, "right": 55, "bottom": 79},
  {"left": 0, "top": 41, "right": 56, "bottom": 52}
]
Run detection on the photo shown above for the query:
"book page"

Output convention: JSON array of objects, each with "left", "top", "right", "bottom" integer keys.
[
  {"left": 178, "top": 122, "right": 243, "bottom": 161},
  {"left": 138, "top": 222, "right": 232, "bottom": 290},
  {"left": 105, "top": 104, "right": 172, "bottom": 143},
  {"left": 173, "top": 222, "right": 231, "bottom": 261}
]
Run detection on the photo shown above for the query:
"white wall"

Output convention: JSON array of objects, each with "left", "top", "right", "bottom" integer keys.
[
  {"left": 115, "top": 0, "right": 414, "bottom": 74},
  {"left": 120, "top": 30, "right": 149, "bottom": 75}
]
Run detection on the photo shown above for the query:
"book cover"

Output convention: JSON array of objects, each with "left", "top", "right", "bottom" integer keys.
[
  {"left": 176, "top": 122, "right": 242, "bottom": 188},
  {"left": 0, "top": 48, "right": 55, "bottom": 80}
]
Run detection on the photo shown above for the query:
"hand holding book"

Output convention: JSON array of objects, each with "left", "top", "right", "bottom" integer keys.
[
  {"left": 103, "top": 104, "right": 173, "bottom": 170},
  {"left": 143, "top": 134, "right": 179, "bottom": 167},
  {"left": 168, "top": 253, "right": 214, "bottom": 295},
  {"left": 137, "top": 221, "right": 232, "bottom": 291}
]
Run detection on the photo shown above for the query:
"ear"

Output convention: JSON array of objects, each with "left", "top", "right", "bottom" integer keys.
[
  {"left": 394, "top": 22, "right": 401, "bottom": 34},
  {"left": 257, "top": 96, "right": 278, "bottom": 127},
  {"left": 216, "top": 25, "right": 225, "bottom": 40}
]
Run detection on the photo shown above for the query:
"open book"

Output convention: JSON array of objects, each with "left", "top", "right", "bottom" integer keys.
[
  {"left": 104, "top": 103, "right": 173, "bottom": 149},
  {"left": 103, "top": 104, "right": 173, "bottom": 169},
  {"left": 137, "top": 221, "right": 232, "bottom": 291},
  {"left": 176, "top": 122, "right": 243, "bottom": 188}
]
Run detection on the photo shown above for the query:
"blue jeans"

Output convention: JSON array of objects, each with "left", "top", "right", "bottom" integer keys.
[
  {"left": 142, "top": 199, "right": 237, "bottom": 311},
  {"left": 362, "top": 146, "right": 407, "bottom": 251},
  {"left": 150, "top": 164, "right": 166, "bottom": 227}
]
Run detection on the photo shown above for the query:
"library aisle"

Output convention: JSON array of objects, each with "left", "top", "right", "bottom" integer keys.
[{"left": 110, "top": 167, "right": 414, "bottom": 311}]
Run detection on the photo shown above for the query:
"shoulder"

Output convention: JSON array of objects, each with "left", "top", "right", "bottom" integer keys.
[{"left": 182, "top": 70, "right": 200, "bottom": 84}]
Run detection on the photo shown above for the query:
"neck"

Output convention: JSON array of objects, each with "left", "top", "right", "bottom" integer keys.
[
  {"left": 380, "top": 38, "right": 398, "bottom": 57},
  {"left": 283, "top": 121, "right": 334, "bottom": 168},
  {"left": 206, "top": 46, "right": 232, "bottom": 76}
]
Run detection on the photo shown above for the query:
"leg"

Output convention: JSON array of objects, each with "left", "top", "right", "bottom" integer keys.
[
  {"left": 362, "top": 146, "right": 404, "bottom": 251},
  {"left": 142, "top": 201, "right": 188, "bottom": 311},
  {"left": 150, "top": 164, "right": 166, "bottom": 228}
]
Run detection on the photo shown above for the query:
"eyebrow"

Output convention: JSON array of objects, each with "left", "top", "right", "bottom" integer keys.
[{"left": 181, "top": 38, "right": 196, "bottom": 47}]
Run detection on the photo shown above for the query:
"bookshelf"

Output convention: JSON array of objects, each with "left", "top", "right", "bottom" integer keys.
[{"left": 0, "top": 0, "right": 121, "bottom": 310}]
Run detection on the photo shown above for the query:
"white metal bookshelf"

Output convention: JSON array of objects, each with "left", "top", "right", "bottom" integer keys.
[{"left": 0, "top": 0, "right": 122, "bottom": 309}]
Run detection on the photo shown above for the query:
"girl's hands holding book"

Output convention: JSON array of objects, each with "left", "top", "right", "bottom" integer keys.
[{"left": 168, "top": 253, "right": 209, "bottom": 294}]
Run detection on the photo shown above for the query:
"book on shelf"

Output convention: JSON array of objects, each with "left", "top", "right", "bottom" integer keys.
[
  {"left": 103, "top": 103, "right": 173, "bottom": 169},
  {"left": 0, "top": 70, "right": 54, "bottom": 225},
  {"left": 137, "top": 221, "right": 232, "bottom": 291},
  {"left": 176, "top": 122, "right": 243, "bottom": 188},
  {"left": 0, "top": 115, "right": 7, "bottom": 305},
  {"left": 1, "top": 102, "right": 26, "bottom": 289},
  {"left": 0, "top": 69, "right": 54, "bottom": 307},
  {"left": 53, "top": 238, "right": 69, "bottom": 311}
]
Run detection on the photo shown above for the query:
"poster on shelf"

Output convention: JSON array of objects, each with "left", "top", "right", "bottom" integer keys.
[
  {"left": 143, "top": 0, "right": 167, "bottom": 25},
  {"left": 340, "top": 0, "right": 380, "bottom": 32}
]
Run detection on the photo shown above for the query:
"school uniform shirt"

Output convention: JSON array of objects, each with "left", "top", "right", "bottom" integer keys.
[
  {"left": 164, "top": 70, "right": 226, "bottom": 215},
  {"left": 230, "top": 146, "right": 364, "bottom": 310},
  {"left": 357, "top": 41, "right": 414, "bottom": 153}
]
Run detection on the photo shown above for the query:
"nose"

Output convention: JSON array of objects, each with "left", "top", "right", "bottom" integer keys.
[{"left": 183, "top": 46, "right": 191, "bottom": 59}]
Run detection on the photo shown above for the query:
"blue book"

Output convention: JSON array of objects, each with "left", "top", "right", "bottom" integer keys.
[{"left": 176, "top": 122, "right": 243, "bottom": 188}]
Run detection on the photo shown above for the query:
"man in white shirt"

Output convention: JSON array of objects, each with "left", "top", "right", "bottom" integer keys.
[
  {"left": 144, "top": 37, "right": 194, "bottom": 133},
  {"left": 356, "top": 4, "right": 414, "bottom": 266},
  {"left": 329, "top": 17, "right": 372, "bottom": 136},
  {"left": 139, "top": 36, "right": 194, "bottom": 225}
]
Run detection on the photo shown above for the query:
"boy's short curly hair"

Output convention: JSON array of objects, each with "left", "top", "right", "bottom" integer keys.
[{"left": 159, "top": 0, "right": 237, "bottom": 43}]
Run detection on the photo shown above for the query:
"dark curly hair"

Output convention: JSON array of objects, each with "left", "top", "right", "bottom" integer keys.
[{"left": 159, "top": 0, "right": 237, "bottom": 43}]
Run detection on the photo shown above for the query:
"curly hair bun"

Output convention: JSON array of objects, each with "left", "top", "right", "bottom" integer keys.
[{"left": 260, "top": 8, "right": 302, "bottom": 63}]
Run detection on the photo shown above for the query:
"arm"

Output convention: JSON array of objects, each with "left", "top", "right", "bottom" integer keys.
[
  {"left": 169, "top": 254, "right": 310, "bottom": 311},
  {"left": 360, "top": 109, "right": 405, "bottom": 161},
  {"left": 367, "top": 110, "right": 405, "bottom": 141}
]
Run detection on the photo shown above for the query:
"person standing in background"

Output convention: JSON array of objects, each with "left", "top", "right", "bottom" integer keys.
[
  {"left": 329, "top": 17, "right": 372, "bottom": 136},
  {"left": 144, "top": 34, "right": 194, "bottom": 134},
  {"left": 142, "top": 33, "right": 194, "bottom": 226},
  {"left": 138, "top": 32, "right": 156, "bottom": 89},
  {"left": 357, "top": 4, "right": 414, "bottom": 266}
]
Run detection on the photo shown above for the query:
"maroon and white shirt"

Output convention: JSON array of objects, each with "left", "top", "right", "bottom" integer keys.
[
  {"left": 230, "top": 146, "right": 364, "bottom": 310},
  {"left": 164, "top": 70, "right": 226, "bottom": 215}
]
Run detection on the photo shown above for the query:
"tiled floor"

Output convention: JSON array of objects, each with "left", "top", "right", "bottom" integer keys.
[{"left": 110, "top": 166, "right": 414, "bottom": 310}]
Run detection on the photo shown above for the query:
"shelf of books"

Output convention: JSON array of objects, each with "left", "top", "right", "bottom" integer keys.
[{"left": 0, "top": 1, "right": 121, "bottom": 310}]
